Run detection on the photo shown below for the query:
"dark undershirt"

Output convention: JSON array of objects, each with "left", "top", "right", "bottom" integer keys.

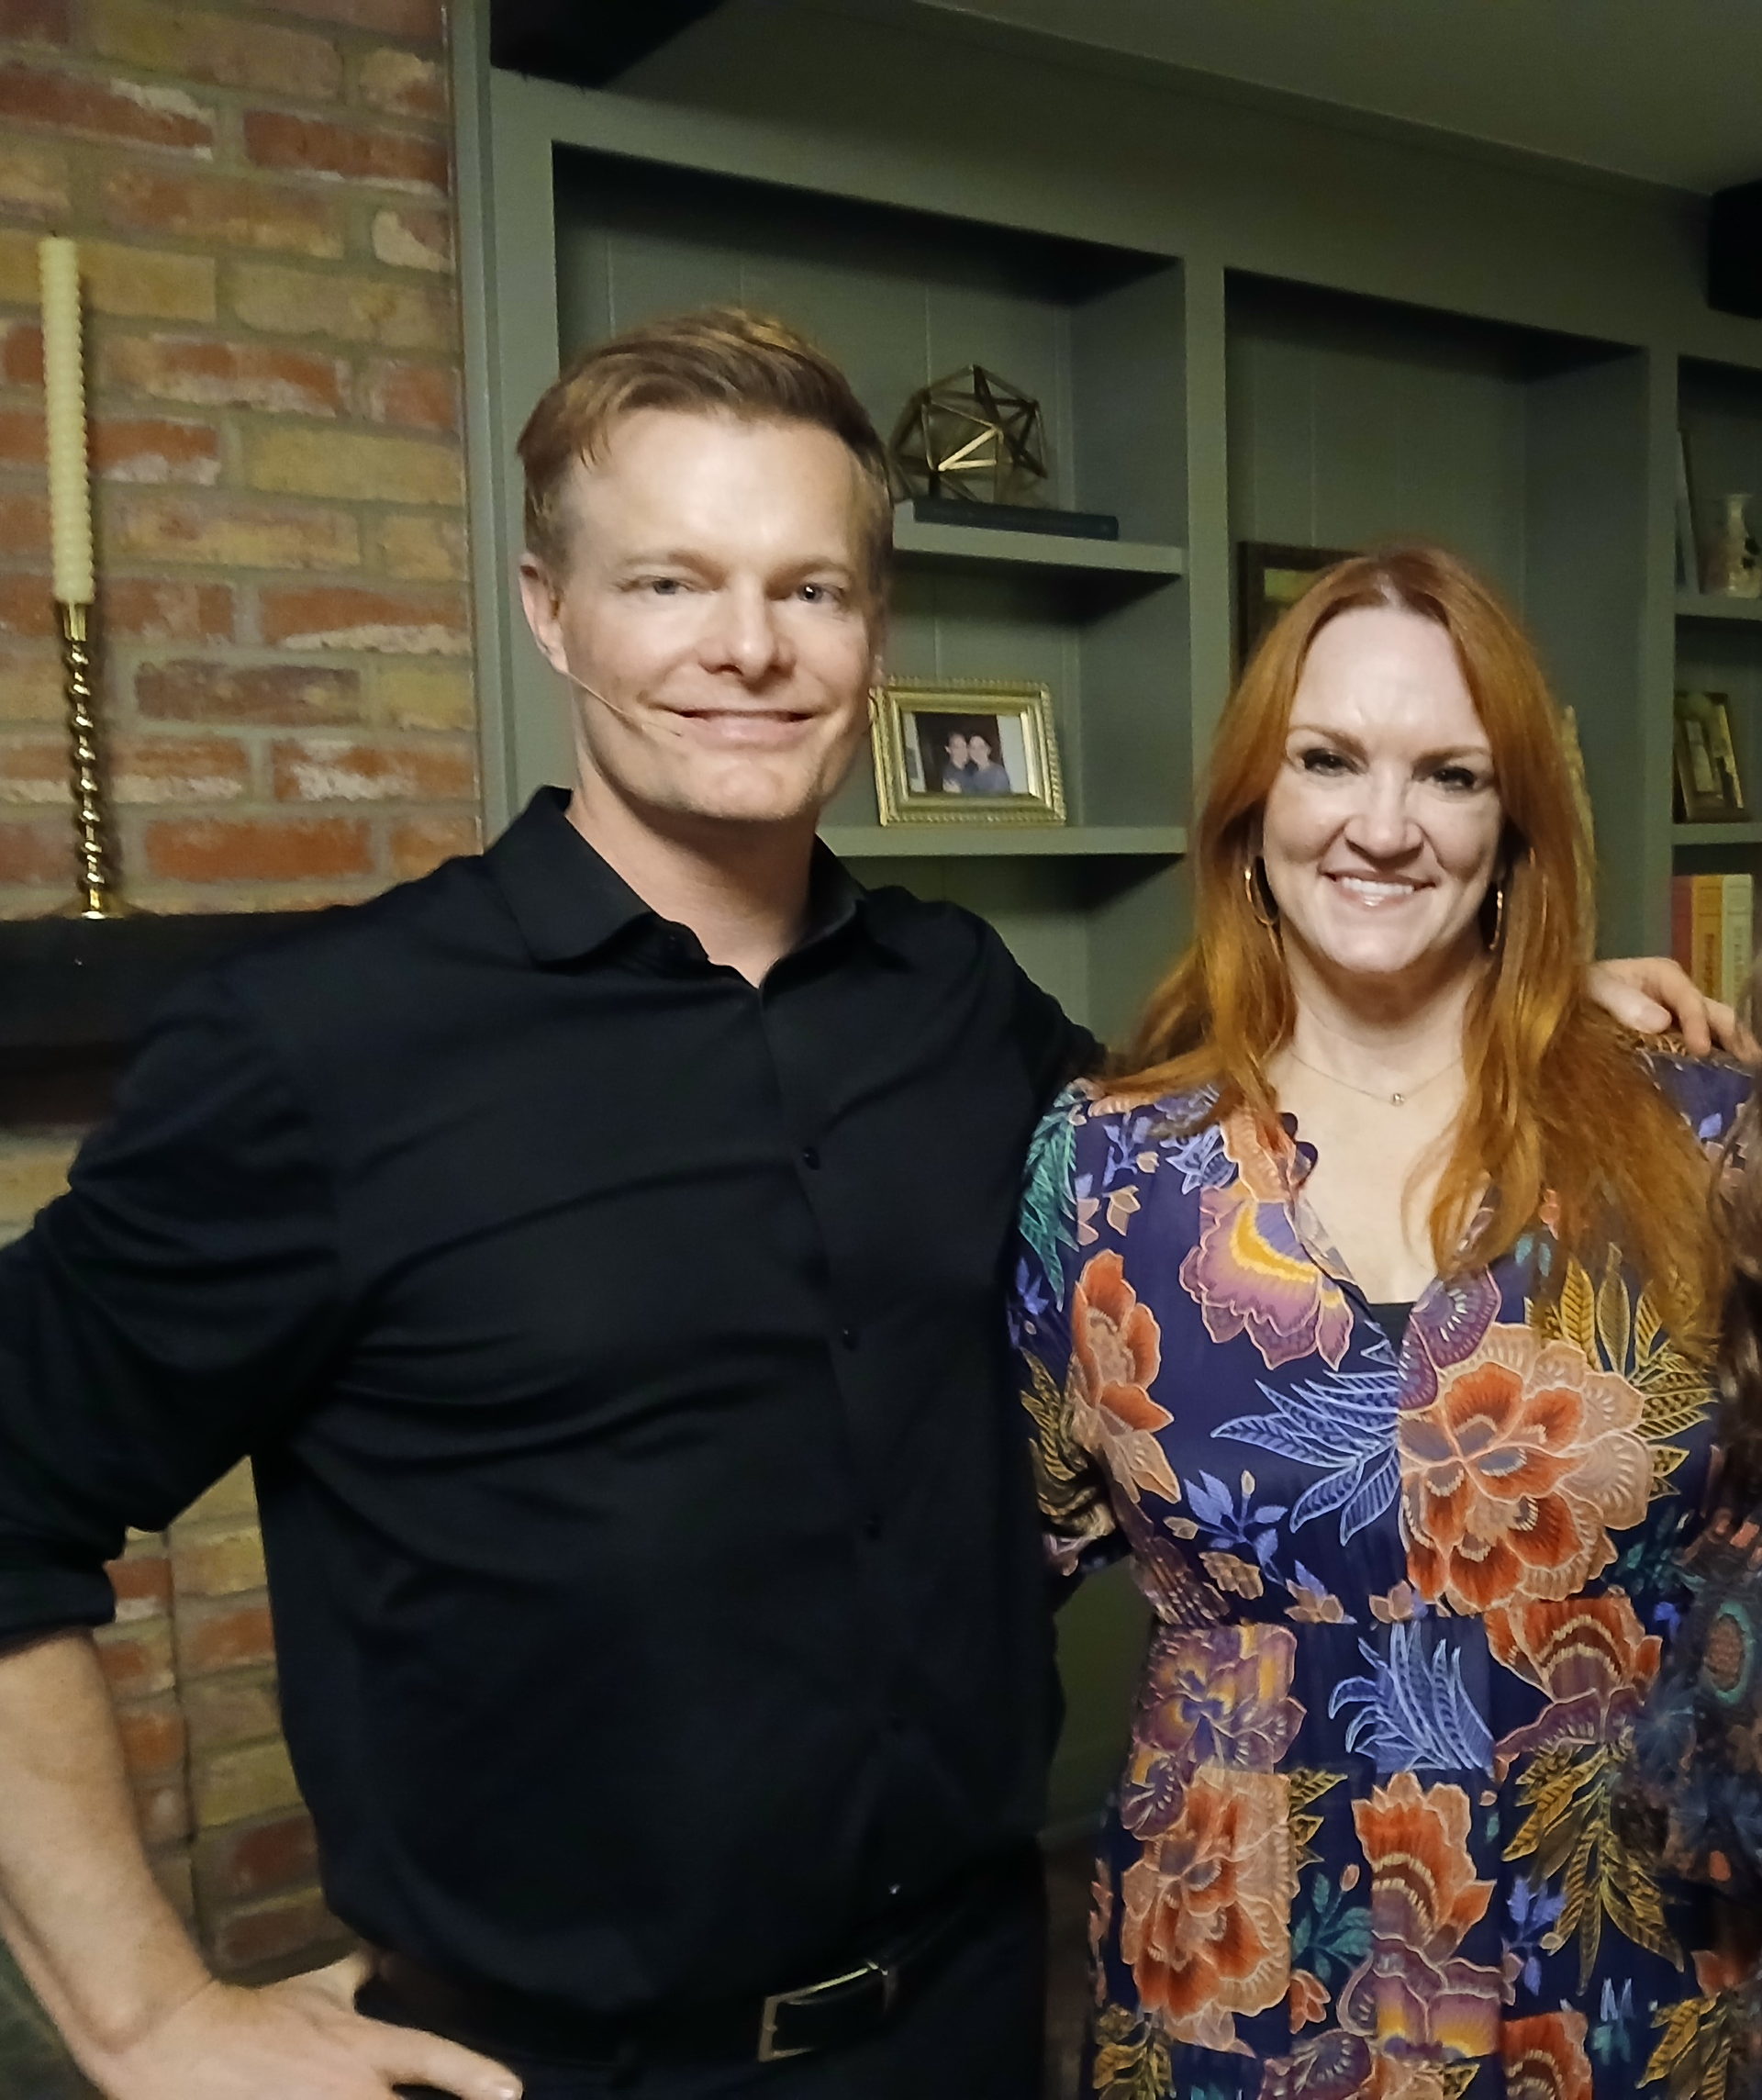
[{"left": 1367, "top": 1300, "right": 1415, "bottom": 1351}]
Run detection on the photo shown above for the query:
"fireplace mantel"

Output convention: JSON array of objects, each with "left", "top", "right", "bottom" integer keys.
[{"left": 0, "top": 914, "right": 320, "bottom": 1122}]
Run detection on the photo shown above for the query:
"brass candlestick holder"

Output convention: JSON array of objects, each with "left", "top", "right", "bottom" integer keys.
[{"left": 56, "top": 599, "right": 129, "bottom": 919}]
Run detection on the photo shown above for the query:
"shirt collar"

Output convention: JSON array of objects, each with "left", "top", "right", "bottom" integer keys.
[{"left": 485, "top": 787, "right": 901, "bottom": 966}]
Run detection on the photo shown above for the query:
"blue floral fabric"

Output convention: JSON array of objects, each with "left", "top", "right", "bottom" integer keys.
[{"left": 1011, "top": 1059, "right": 1750, "bottom": 2100}]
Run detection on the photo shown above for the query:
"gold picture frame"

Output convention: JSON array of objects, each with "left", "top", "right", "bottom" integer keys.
[
  {"left": 871, "top": 678, "right": 1065, "bottom": 825},
  {"left": 1674, "top": 689, "right": 1745, "bottom": 822}
]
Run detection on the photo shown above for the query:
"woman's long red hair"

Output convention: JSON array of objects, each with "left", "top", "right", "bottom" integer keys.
[{"left": 1113, "top": 543, "right": 1724, "bottom": 1340}]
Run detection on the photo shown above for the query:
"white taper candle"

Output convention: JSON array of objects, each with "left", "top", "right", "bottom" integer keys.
[{"left": 39, "top": 237, "right": 94, "bottom": 607}]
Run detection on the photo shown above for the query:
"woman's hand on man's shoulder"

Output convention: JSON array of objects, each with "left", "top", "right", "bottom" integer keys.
[{"left": 1587, "top": 955, "right": 1757, "bottom": 1061}]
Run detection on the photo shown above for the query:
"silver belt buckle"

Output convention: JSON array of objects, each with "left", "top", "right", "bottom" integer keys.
[{"left": 756, "top": 1959, "right": 898, "bottom": 2061}]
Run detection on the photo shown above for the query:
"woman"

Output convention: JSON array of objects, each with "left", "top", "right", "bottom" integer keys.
[
  {"left": 1622, "top": 1074, "right": 1762, "bottom": 2100},
  {"left": 963, "top": 729, "right": 1013, "bottom": 796},
  {"left": 1013, "top": 544, "right": 1748, "bottom": 2100}
]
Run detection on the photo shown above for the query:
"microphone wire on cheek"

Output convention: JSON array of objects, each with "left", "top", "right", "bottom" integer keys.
[{"left": 555, "top": 663, "right": 683, "bottom": 736}]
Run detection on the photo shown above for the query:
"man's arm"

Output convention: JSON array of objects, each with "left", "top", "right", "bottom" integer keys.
[
  {"left": 0, "top": 1633, "right": 519, "bottom": 2100},
  {"left": 0, "top": 975, "right": 518, "bottom": 2099}
]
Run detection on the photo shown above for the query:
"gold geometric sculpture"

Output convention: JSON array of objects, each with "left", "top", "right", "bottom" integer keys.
[{"left": 887, "top": 364, "right": 1049, "bottom": 506}]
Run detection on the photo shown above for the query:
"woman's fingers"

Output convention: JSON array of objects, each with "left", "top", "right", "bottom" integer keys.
[
  {"left": 1585, "top": 956, "right": 1743, "bottom": 1056},
  {"left": 1701, "top": 998, "right": 1760, "bottom": 1061}
]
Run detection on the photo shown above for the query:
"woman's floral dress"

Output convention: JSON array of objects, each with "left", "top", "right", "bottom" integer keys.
[{"left": 1010, "top": 1063, "right": 1750, "bottom": 2100}]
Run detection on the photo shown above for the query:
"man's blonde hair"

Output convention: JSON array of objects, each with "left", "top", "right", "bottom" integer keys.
[{"left": 517, "top": 307, "right": 893, "bottom": 593}]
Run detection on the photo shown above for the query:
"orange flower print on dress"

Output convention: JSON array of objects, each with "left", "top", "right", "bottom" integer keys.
[
  {"left": 1118, "top": 1768, "right": 1296, "bottom": 2052},
  {"left": 1179, "top": 1112, "right": 1352, "bottom": 1371},
  {"left": 1397, "top": 1324, "right": 1650, "bottom": 1614},
  {"left": 1484, "top": 1592, "right": 1663, "bottom": 1779},
  {"left": 1288, "top": 1969, "right": 1330, "bottom": 2031},
  {"left": 1691, "top": 1945, "right": 1750, "bottom": 1995},
  {"left": 1345, "top": 1773, "right": 1501, "bottom": 2061},
  {"left": 1500, "top": 2010, "right": 1593, "bottom": 2100},
  {"left": 1069, "top": 1250, "right": 1179, "bottom": 1506}
]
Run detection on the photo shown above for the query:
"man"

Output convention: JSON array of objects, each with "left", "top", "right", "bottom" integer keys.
[
  {"left": 0, "top": 310, "right": 1731, "bottom": 2100},
  {"left": 0, "top": 311, "right": 1082, "bottom": 2100},
  {"left": 961, "top": 732, "right": 1012, "bottom": 798},
  {"left": 937, "top": 727, "right": 971, "bottom": 793}
]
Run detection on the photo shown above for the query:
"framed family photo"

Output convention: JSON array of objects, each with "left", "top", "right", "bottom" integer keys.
[
  {"left": 1674, "top": 689, "right": 1745, "bottom": 822},
  {"left": 871, "top": 678, "right": 1066, "bottom": 826}
]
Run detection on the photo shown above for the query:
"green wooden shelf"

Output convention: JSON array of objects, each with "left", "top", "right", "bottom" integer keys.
[
  {"left": 455, "top": 0, "right": 1762, "bottom": 1871},
  {"left": 820, "top": 823, "right": 1186, "bottom": 859},
  {"left": 892, "top": 503, "right": 1185, "bottom": 577},
  {"left": 1677, "top": 593, "right": 1762, "bottom": 626},
  {"left": 1672, "top": 822, "right": 1762, "bottom": 846}
]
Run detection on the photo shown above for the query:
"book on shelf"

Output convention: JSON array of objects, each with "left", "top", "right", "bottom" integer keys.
[
  {"left": 1670, "top": 870, "right": 1755, "bottom": 1004},
  {"left": 1724, "top": 872, "right": 1755, "bottom": 1011}
]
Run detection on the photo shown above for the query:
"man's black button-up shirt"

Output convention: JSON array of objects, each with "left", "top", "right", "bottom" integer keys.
[{"left": 0, "top": 789, "right": 1093, "bottom": 2016}]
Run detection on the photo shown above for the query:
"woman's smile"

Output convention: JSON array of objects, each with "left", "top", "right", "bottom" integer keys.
[{"left": 1327, "top": 871, "right": 1430, "bottom": 907}]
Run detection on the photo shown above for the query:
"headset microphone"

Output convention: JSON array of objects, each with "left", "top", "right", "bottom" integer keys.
[{"left": 554, "top": 663, "right": 679, "bottom": 735}]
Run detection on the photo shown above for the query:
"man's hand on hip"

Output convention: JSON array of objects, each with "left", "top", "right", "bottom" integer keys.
[{"left": 76, "top": 1955, "right": 520, "bottom": 2100}]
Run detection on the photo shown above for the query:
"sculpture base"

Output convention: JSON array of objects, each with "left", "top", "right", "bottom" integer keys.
[{"left": 899, "top": 496, "right": 1121, "bottom": 541}]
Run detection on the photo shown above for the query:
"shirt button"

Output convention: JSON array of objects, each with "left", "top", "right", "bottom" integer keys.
[
  {"left": 839, "top": 1326, "right": 858, "bottom": 1350},
  {"left": 800, "top": 1145, "right": 820, "bottom": 1170}
]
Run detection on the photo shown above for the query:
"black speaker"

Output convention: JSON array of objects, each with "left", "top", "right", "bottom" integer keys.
[
  {"left": 1709, "top": 179, "right": 1762, "bottom": 319},
  {"left": 490, "top": 0, "right": 730, "bottom": 88}
]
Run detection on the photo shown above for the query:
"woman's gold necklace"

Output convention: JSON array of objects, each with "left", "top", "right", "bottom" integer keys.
[{"left": 1288, "top": 1049, "right": 1459, "bottom": 1109}]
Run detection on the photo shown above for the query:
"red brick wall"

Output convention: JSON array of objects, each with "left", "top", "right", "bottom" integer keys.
[
  {"left": 0, "top": 1138, "right": 337, "bottom": 1976},
  {"left": 100, "top": 1468, "right": 333, "bottom": 1975},
  {"left": 0, "top": 0, "right": 480, "bottom": 916},
  {"left": 0, "top": 0, "right": 482, "bottom": 1982}
]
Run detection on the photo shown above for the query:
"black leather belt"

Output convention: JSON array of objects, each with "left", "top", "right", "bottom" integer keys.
[{"left": 368, "top": 1845, "right": 1037, "bottom": 2070}]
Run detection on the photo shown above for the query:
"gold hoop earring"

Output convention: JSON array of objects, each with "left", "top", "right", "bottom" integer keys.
[
  {"left": 1489, "top": 880, "right": 1507, "bottom": 951},
  {"left": 1245, "top": 858, "right": 1279, "bottom": 932}
]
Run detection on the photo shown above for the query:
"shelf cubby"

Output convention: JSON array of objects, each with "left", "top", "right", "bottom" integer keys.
[
  {"left": 549, "top": 145, "right": 1189, "bottom": 1037},
  {"left": 1673, "top": 362, "right": 1762, "bottom": 969},
  {"left": 1227, "top": 273, "right": 1651, "bottom": 945},
  {"left": 1680, "top": 361, "right": 1762, "bottom": 599}
]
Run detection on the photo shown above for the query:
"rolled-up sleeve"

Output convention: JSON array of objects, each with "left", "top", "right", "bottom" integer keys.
[{"left": 0, "top": 967, "right": 342, "bottom": 1648}]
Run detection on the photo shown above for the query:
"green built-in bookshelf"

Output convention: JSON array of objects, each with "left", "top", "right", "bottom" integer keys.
[
  {"left": 1676, "top": 364, "right": 1762, "bottom": 933},
  {"left": 452, "top": 0, "right": 1762, "bottom": 1829}
]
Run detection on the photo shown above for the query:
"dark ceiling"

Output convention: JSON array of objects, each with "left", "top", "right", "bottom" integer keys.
[{"left": 488, "top": 1, "right": 732, "bottom": 88}]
